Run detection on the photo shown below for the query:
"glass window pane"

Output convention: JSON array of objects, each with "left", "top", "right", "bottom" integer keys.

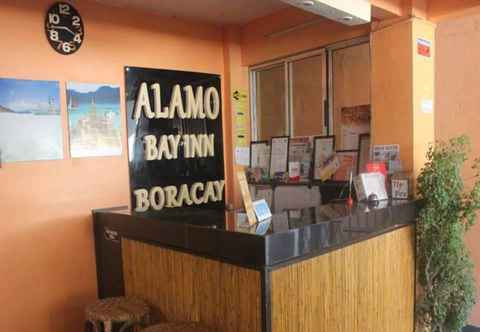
[
  {"left": 291, "top": 54, "right": 326, "bottom": 136},
  {"left": 255, "top": 65, "right": 287, "bottom": 141},
  {"left": 332, "top": 43, "right": 371, "bottom": 150}
]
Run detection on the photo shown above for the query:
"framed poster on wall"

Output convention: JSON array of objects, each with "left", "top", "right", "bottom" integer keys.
[
  {"left": 339, "top": 105, "right": 370, "bottom": 150},
  {"left": 125, "top": 66, "right": 224, "bottom": 212},
  {"left": 67, "top": 82, "right": 122, "bottom": 158},
  {"left": 0, "top": 78, "right": 63, "bottom": 163}
]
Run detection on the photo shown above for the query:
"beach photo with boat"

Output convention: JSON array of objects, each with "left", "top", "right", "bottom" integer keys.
[
  {"left": 66, "top": 82, "right": 122, "bottom": 158},
  {"left": 0, "top": 78, "right": 63, "bottom": 163}
]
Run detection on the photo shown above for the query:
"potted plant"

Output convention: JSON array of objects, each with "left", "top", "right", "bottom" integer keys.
[{"left": 416, "top": 136, "right": 479, "bottom": 332}]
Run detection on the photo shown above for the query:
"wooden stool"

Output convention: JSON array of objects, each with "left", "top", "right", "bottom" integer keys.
[
  {"left": 85, "top": 297, "right": 150, "bottom": 332},
  {"left": 141, "top": 322, "right": 211, "bottom": 332}
]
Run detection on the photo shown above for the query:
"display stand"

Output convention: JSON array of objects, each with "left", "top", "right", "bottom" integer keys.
[{"left": 248, "top": 180, "right": 349, "bottom": 212}]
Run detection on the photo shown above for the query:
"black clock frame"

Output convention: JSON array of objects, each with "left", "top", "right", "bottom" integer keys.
[{"left": 45, "top": 2, "right": 84, "bottom": 55}]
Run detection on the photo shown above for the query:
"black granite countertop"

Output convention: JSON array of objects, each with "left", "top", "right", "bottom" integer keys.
[{"left": 93, "top": 199, "right": 418, "bottom": 270}]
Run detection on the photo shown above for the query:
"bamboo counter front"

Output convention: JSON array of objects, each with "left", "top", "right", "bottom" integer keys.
[{"left": 93, "top": 200, "right": 417, "bottom": 332}]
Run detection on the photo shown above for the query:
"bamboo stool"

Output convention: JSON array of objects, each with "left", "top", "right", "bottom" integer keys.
[
  {"left": 141, "top": 322, "right": 211, "bottom": 332},
  {"left": 85, "top": 297, "right": 150, "bottom": 332}
]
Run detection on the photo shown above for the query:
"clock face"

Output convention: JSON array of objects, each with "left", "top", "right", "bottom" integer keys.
[{"left": 45, "top": 2, "right": 84, "bottom": 55}]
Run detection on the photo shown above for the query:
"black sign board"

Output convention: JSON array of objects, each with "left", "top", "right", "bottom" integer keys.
[{"left": 125, "top": 67, "right": 224, "bottom": 212}]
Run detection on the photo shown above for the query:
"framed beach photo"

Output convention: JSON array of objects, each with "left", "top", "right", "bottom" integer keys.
[
  {"left": 67, "top": 82, "right": 122, "bottom": 158},
  {"left": 0, "top": 77, "right": 63, "bottom": 163}
]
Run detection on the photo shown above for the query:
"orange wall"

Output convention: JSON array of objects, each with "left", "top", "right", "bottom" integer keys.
[
  {"left": 241, "top": 7, "right": 371, "bottom": 66},
  {"left": 0, "top": 1, "right": 228, "bottom": 331},
  {"left": 222, "top": 27, "right": 249, "bottom": 208},
  {"left": 428, "top": 0, "right": 480, "bottom": 21},
  {"left": 436, "top": 9, "right": 480, "bottom": 325}
]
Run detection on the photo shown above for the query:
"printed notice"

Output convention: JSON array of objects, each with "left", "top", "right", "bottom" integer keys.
[
  {"left": 233, "top": 89, "right": 249, "bottom": 148},
  {"left": 269, "top": 137, "right": 289, "bottom": 178},
  {"left": 421, "top": 99, "right": 433, "bottom": 114}
]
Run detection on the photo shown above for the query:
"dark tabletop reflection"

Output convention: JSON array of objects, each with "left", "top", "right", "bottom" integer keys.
[
  {"left": 99, "top": 199, "right": 416, "bottom": 266},
  {"left": 114, "top": 199, "right": 413, "bottom": 238}
]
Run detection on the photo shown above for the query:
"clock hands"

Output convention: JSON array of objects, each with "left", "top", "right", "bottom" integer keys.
[{"left": 50, "top": 25, "right": 76, "bottom": 36}]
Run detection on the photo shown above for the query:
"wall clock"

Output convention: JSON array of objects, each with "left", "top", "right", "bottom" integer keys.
[{"left": 45, "top": 2, "right": 84, "bottom": 55}]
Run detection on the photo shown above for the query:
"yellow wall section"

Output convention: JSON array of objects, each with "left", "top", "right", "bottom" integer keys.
[
  {"left": 371, "top": 18, "right": 435, "bottom": 179},
  {"left": 223, "top": 27, "right": 251, "bottom": 207},
  {"left": 412, "top": 19, "right": 435, "bottom": 179},
  {"left": 371, "top": 19, "right": 414, "bottom": 172}
]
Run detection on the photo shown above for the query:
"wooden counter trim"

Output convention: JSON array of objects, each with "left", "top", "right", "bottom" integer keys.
[
  {"left": 270, "top": 225, "right": 415, "bottom": 332},
  {"left": 122, "top": 240, "right": 263, "bottom": 332}
]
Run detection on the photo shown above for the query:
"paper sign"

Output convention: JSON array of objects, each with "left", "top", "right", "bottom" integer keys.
[
  {"left": 270, "top": 137, "right": 289, "bottom": 178},
  {"left": 417, "top": 38, "right": 431, "bottom": 58},
  {"left": 421, "top": 99, "right": 433, "bottom": 114},
  {"left": 233, "top": 89, "right": 249, "bottom": 148},
  {"left": 235, "top": 147, "right": 250, "bottom": 166}
]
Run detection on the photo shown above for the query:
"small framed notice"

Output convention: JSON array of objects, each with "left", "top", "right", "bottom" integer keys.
[
  {"left": 269, "top": 136, "right": 289, "bottom": 178},
  {"left": 391, "top": 173, "right": 410, "bottom": 199},
  {"left": 250, "top": 140, "right": 270, "bottom": 175},
  {"left": 313, "top": 136, "right": 335, "bottom": 180},
  {"left": 288, "top": 136, "right": 313, "bottom": 181}
]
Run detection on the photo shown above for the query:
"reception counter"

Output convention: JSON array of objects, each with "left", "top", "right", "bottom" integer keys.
[{"left": 93, "top": 200, "right": 417, "bottom": 332}]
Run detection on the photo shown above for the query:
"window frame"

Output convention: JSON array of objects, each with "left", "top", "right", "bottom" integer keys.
[
  {"left": 326, "top": 36, "right": 370, "bottom": 137},
  {"left": 249, "top": 35, "right": 370, "bottom": 141}
]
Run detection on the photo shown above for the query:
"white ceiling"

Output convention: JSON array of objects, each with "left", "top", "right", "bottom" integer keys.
[{"left": 94, "top": 0, "right": 289, "bottom": 25}]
